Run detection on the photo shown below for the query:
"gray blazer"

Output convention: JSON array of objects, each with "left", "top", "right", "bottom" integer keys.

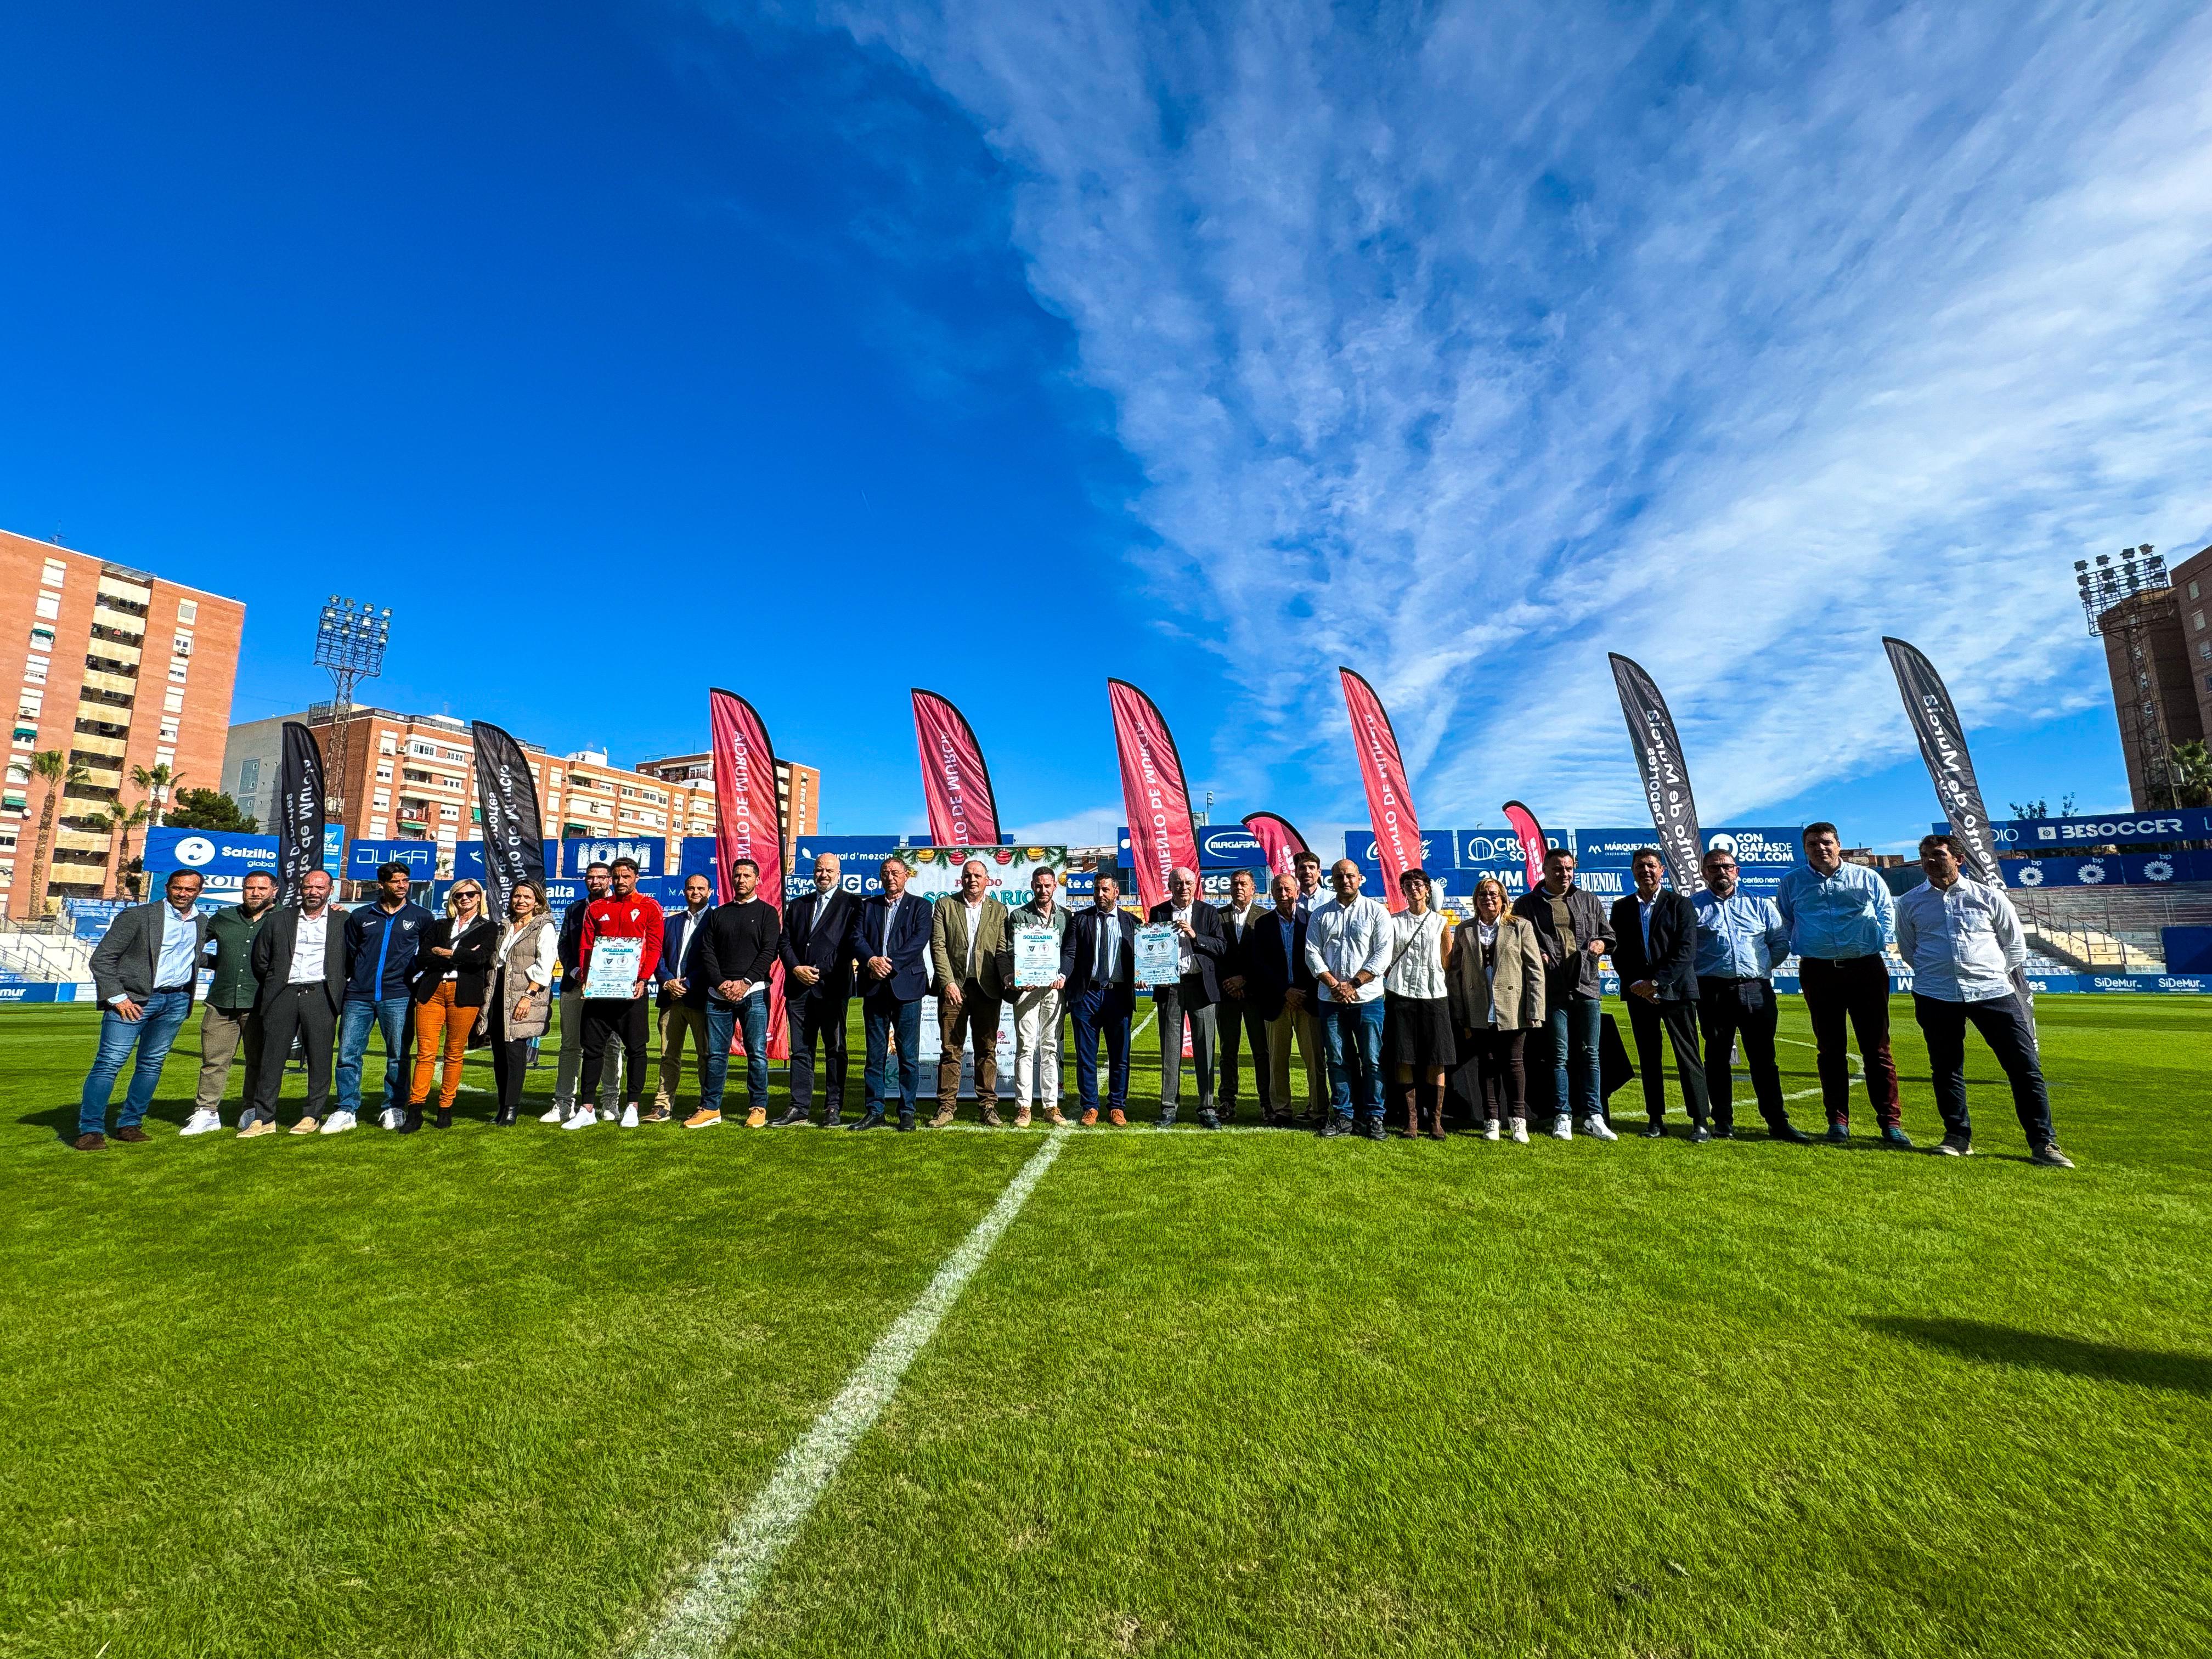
[
  {"left": 249, "top": 905, "right": 351, "bottom": 1015},
  {"left": 89, "top": 900, "right": 215, "bottom": 1005}
]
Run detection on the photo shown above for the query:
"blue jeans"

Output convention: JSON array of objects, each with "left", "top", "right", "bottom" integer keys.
[
  {"left": 1543, "top": 994, "right": 1602, "bottom": 1121},
  {"left": 1067, "top": 987, "right": 1132, "bottom": 1115},
  {"left": 335, "top": 996, "right": 410, "bottom": 1115},
  {"left": 702, "top": 994, "right": 770, "bottom": 1116},
  {"left": 1320, "top": 998, "right": 1386, "bottom": 1125},
  {"left": 79, "top": 990, "right": 195, "bottom": 1136},
  {"left": 861, "top": 995, "right": 922, "bottom": 1118}
]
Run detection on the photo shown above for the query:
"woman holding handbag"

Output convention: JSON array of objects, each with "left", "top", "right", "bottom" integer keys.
[
  {"left": 401, "top": 879, "right": 497, "bottom": 1132},
  {"left": 486, "top": 880, "right": 558, "bottom": 1126},
  {"left": 1382, "top": 868, "right": 1457, "bottom": 1139}
]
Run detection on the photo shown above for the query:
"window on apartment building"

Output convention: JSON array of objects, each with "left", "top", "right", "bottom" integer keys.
[
  {"left": 2194, "top": 610, "right": 2206, "bottom": 631},
  {"left": 41, "top": 560, "right": 65, "bottom": 588},
  {"left": 379, "top": 735, "right": 397, "bottom": 755},
  {"left": 176, "top": 600, "right": 198, "bottom": 623},
  {"left": 370, "top": 818, "right": 388, "bottom": 836},
  {"left": 30, "top": 625, "right": 55, "bottom": 649},
  {"left": 168, "top": 662, "right": 188, "bottom": 683},
  {"left": 441, "top": 747, "right": 465, "bottom": 762},
  {"left": 159, "top": 717, "right": 180, "bottom": 743},
  {"left": 375, "top": 764, "right": 393, "bottom": 781},
  {"left": 17, "top": 693, "right": 40, "bottom": 719},
  {"left": 172, "top": 633, "right": 193, "bottom": 657},
  {"left": 409, "top": 741, "right": 436, "bottom": 757},
  {"left": 36, "top": 595, "right": 60, "bottom": 622},
  {"left": 24, "top": 661, "right": 47, "bottom": 686},
  {"left": 163, "top": 690, "right": 184, "bottom": 713},
  {"left": 439, "top": 804, "right": 459, "bottom": 819},
  {"left": 154, "top": 748, "right": 175, "bottom": 767}
]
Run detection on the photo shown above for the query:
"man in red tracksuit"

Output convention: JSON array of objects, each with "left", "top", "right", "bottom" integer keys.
[{"left": 567, "top": 856, "right": 665, "bottom": 1130}]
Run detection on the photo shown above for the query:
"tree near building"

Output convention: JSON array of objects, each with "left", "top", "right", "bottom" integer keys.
[
  {"left": 26, "top": 750, "right": 88, "bottom": 916},
  {"left": 2172, "top": 741, "right": 2212, "bottom": 809},
  {"left": 162, "top": 788, "right": 258, "bottom": 833},
  {"left": 130, "top": 761, "right": 184, "bottom": 828},
  {"left": 83, "top": 800, "right": 151, "bottom": 899}
]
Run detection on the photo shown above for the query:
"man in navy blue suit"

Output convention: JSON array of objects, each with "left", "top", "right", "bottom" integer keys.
[
  {"left": 774, "top": 851, "right": 861, "bottom": 1127},
  {"left": 1059, "top": 874, "right": 1141, "bottom": 1126},
  {"left": 847, "top": 854, "right": 932, "bottom": 1131}
]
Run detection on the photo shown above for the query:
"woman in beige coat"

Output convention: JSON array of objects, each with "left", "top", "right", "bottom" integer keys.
[{"left": 1448, "top": 877, "right": 1547, "bottom": 1141}]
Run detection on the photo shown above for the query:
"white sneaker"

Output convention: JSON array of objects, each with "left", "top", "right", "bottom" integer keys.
[
  {"left": 1510, "top": 1119, "right": 1530, "bottom": 1144},
  {"left": 179, "top": 1108, "right": 222, "bottom": 1137},
  {"left": 1551, "top": 1113, "right": 1573, "bottom": 1140},
  {"left": 539, "top": 1104, "right": 566, "bottom": 1124},
  {"left": 377, "top": 1107, "right": 402, "bottom": 1130},
  {"left": 562, "top": 1108, "right": 598, "bottom": 1130},
  {"left": 1482, "top": 1120, "right": 1500, "bottom": 1142},
  {"left": 619, "top": 1104, "right": 639, "bottom": 1128},
  {"left": 1583, "top": 1116, "right": 1619, "bottom": 1142},
  {"left": 319, "top": 1110, "right": 358, "bottom": 1135}
]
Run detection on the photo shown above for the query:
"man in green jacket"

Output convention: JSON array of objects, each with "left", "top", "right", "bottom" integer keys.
[
  {"left": 929, "top": 859, "right": 1012, "bottom": 1127},
  {"left": 184, "top": 871, "right": 278, "bottom": 1136}
]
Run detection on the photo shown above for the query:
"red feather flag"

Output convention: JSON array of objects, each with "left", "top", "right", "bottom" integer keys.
[
  {"left": 1107, "top": 679, "right": 1201, "bottom": 913},
  {"left": 708, "top": 687, "right": 789, "bottom": 1060},
  {"left": 1339, "top": 668, "right": 1423, "bottom": 913},
  {"left": 910, "top": 688, "right": 1002, "bottom": 846},
  {"left": 1240, "top": 811, "right": 1310, "bottom": 882}
]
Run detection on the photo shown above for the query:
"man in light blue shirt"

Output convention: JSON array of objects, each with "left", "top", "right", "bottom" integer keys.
[
  {"left": 1895, "top": 834, "right": 2070, "bottom": 1165},
  {"left": 77, "top": 870, "right": 215, "bottom": 1148},
  {"left": 1692, "top": 849, "right": 1813, "bottom": 1142},
  {"left": 1304, "top": 860, "right": 1393, "bottom": 1139},
  {"left": 1774, "top": 822, "right": 1904, "bottom": 1144}
]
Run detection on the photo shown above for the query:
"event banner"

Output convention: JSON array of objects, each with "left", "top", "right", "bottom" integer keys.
[
  {"left": 901, "top": 844, "right": 1069, "bottom": 1096},
  {"left": 910, "top": 689, "right": 1002, "bottom": 847},
  {"left": 145, "top": 827, "right": 278, "bottom": 884},
  {"left": 709, "top": 687, "right": 788, "bottom": 1060},
  {"left": 783, "top": 834, "right": 908, "bottom": 902},
  {"left": 1884, "top": 637, "right": 1999, "bottom": 883},
  {"left": 1995, "top": 850, "right": 2212, "bottom": 890},
  {"left": 1954, "top": 808, "right": 2212, "bottom": 850},
  {"left": 1107, "top": 679, "right": 1200, "bottom": 912},
  {"left": 274, "top": 721, "right": 326, "bottom": 905},
  {"left": 1503, "top": 802, "right": 1550, "bottom": 893},
  {"left": 471, "top": 720, "right": 544, "bottom": 912},
  {"left": 1607, "top": 654, "right": 1704, "bottom": 894},
  {"left": 348, "top": 838, "right": 441, "bottom": 882},
  {"left": 1340, "top": 668, "right": 1422, "bottom": 913},
  {"left": 1573, "top": 826, "right": 1803, "bottom": 894},
  {"left": 1242, "top": 811, "right": 1310, "bottom": 881}
]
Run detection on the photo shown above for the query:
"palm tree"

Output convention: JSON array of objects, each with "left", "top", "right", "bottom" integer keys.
[
  {"left": 131, "top": 760, "right": 183, "bottom": 828},
  {"left": 83, "top": 800, "right": 151, "bottom": 899},
  {"left": 26, "top": 749, "right": 88, "bottom": 917},
  {"left": 2173, "top": 740, "right": 2212, "bottom": 809}
]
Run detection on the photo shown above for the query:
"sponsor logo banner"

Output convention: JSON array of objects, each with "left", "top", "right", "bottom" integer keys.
[
  {"left": 1959, "top": 808, "right": 2212, "bottom": 848},
  {"left": 145, "top": 828, "right": 278, "bottom": 879}
]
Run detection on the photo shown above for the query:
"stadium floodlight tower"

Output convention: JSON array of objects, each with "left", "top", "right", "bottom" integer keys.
[
  {"left": 312, "top": 597, "right": 393, "bottom": 820},
  {"left": 2075, "top": 545, "right": 2174, "bottom": 808}
]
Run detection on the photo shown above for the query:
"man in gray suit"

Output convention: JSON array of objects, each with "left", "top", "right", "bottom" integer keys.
[
  {"left": 76, "top": 868, "right": 216, "bottom": 1149},
  {"left": 245, "top": 870, "right": 350, "bottom": 1136}
]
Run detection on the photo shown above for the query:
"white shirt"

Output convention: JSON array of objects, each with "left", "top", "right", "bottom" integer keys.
[
  {"left": 1385, "top": 910, "right": 1447, "bottom": 999},
  {"left": 964, "top": 899, "right": 985, "bottom": 976},
  {"left": 289, "top": 909, "right": 330, "bottom": 985},
  {"left": 668, "top": 904, "right": 710, "bottom": 975},
  {"left": 1170, "top": 903, "right": 1195, "bottom": 973},
  {"left": 1305, "top": 894, "right": 1393, "bottom": 1002},
  {"left": 498, "top": 918, "right": 559, "bottom": 988},
  {"left": 1894, "top": 877, "right": 2028, "bottom": 1003}
]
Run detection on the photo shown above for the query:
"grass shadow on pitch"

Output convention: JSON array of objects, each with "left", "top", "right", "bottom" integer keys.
[{"left": 1866, "top": 1316, "right": 2212, "bottom": 1395}]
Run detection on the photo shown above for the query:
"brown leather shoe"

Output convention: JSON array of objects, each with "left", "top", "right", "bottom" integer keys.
[
  {"left": 1108, "top": 1108, "right": 1127, "bottom": 1127},
  {"left": 980, "top": 1104, "right": 1003, "bottom": 1127},
  {"left": 1044, "top": 1107, "right": 1068, "bottom": 1126},
  {"left": 74, "top": 1131, "right": 107, "bottom": 1150},
  {"left": 929, "top": 1103, "right": 957, "bottom": 1128},
  {"left": 112, "top": 1126, "right": 151, "bottom": 1143},
  {"left": 1079, "top": 1108, "right": 1098, "bottom": 1126}
]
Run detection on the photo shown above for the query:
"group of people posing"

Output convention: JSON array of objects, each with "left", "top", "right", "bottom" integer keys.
[{"left": 71, "top": 823, "right": 2069, "bottom": 1165}]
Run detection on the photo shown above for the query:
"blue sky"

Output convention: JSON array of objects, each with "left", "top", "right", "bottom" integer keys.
[{"left": 5, "top": 2, "right": 2207, "bottom": 853}]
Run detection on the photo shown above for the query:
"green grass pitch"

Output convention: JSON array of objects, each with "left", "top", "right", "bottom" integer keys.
[{"left": 3, "top": 994, "right": 2207, "bottom": 1656}]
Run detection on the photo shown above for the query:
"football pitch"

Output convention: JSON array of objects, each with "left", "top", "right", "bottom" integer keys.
[{"left": 3, "top": 994, "right": 2207, "bottom": 1657}]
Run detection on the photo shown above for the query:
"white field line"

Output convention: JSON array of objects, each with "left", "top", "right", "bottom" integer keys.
[
  {"left": 628, "top": 1130, "right": 1069, "bottom": 1659},
  {"left": 1769, "top": 1032, "right": 1864, "bottom": 1100}
]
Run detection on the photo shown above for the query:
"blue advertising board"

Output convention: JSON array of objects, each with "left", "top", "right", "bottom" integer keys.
[
  {"left": 784, "top": 836, "right": 909, "bottom": 902},
  {"left": 1116, "top": 826, "right": 1276, "bottom": 870},
  {"left": 347, "top": 838, "right": 443, "bottom": 881},
  {"left": 144, "top": 827, "right": 279, "bottom": 879},
  {"left": 1997, "top": 850, "right": 2212, "bottom": 890},
  {"left": 1949, "top": 808, "right": 2212, "bottom": 850},
  {"left": 323, "top": 825, "right": 345, "bottom": 878},
  {"left": 1572, "top": 826, "right": 1802, "bottom": 893}
]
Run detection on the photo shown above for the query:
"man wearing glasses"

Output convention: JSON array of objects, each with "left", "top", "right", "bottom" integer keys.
[{"left": 1692, "top": 848, "right": 1810, "bottom": 1143}]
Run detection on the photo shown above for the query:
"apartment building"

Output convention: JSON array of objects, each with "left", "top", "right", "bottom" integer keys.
[
  {"left": 634, "top": 752, "right": 821, "bottom": 839},
  {"left": 2, "top": 528, "right": 245, "bottom": 916},
  {"left": 223, "top": 712, "right": 813, "bottom": 878}
]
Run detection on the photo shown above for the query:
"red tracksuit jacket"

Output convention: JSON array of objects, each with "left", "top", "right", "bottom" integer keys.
[{"left": 577, "top": 892, "right": 665, "bottom": 996}]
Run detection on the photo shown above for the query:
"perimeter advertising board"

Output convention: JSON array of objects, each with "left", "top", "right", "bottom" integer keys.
[{"left": 904, "top": 844, "right": 1067, "bottom": 1094}]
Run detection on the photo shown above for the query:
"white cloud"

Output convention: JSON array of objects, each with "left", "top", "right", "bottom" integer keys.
[{"left": 821, "top": 0, "right": 2212, "bottom": 823}]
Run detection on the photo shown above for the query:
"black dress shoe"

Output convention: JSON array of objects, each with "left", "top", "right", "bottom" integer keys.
[
  {"left": 849, "top": 1110, "right": 885, "bottom": 1131},
  {"left": 895, "top": 1114, "right": 916, "bottom": 1132},
  {"left": 1357, "top": 1119, "right": 1387, "bottom": 1141},
  {"left": 770, "top": 1108, "right": 807, "bottom": 1127},
  {"left": 1710, "top": 1124, "right": 1735, "bottom": 1139},
  {"left": 1688, "top": 1124, "right": 1712, "bottom": 1143},
  {"left": 1318, "top": 1119, "right": 1351, "bottom": 1139},
  {"left": 433, "top": 1107, "right": 453, "bottom": 1130},
  {"left": 494, "top": 1106, "right": 516, "bottom": 1126},
  {"left": 1770, "top": 1124, "right": 1813, "bottom": 1144},
  {"left": 1639, "top": 1122, "right": 1665, "bottom": 1139},
  {"left": 1198, "top": 1110, "right": 1221, "bottom": 1130},
  {"left": 398, "top": 1106, "right": 423, "bottom": 1135}
]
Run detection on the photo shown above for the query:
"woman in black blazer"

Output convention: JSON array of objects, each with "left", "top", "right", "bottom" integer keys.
[{"left": 402, "top": 880, "right": 498, "bottom": 1132}]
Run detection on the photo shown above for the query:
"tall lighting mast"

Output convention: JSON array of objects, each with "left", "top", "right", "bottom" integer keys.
[
  {"left": 2076, "top": 545, "right": 2174, "bottom": 808},
  {"left": 313, "top": 597, "right": 393, "bottom": 821}
]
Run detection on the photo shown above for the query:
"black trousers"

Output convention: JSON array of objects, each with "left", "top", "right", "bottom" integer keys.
[
  {"left": 1215, "top": 994, "right": 1271, "bottom": 1116},
  {"left": 252, "top": 985, "right": 337, "bottom": 1121},
  {"left": 787, "top": 986, "right": 850, "bottom": 1120},
  {"left": 1466, "top": 1027, "right": 1527, "bottom": 1120},
  {"left": 1912, "top": 992, "right": 2054, "bottom": 1148},
  {"left": 580, "top": 997, "right": 650, "bottom": 1105},
  {"left": 488, "top": 998, "right": 532, "bottom": 1113},
  {"left": 1798, "top": 953, "right": 1901, "bottom": 1127},
  {"left": 1697, "top": 977, "right": 1787, "bottom": 1130},
  {"left": 1626, "top": 994, "right": 1709, "bottom": 1122}
]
